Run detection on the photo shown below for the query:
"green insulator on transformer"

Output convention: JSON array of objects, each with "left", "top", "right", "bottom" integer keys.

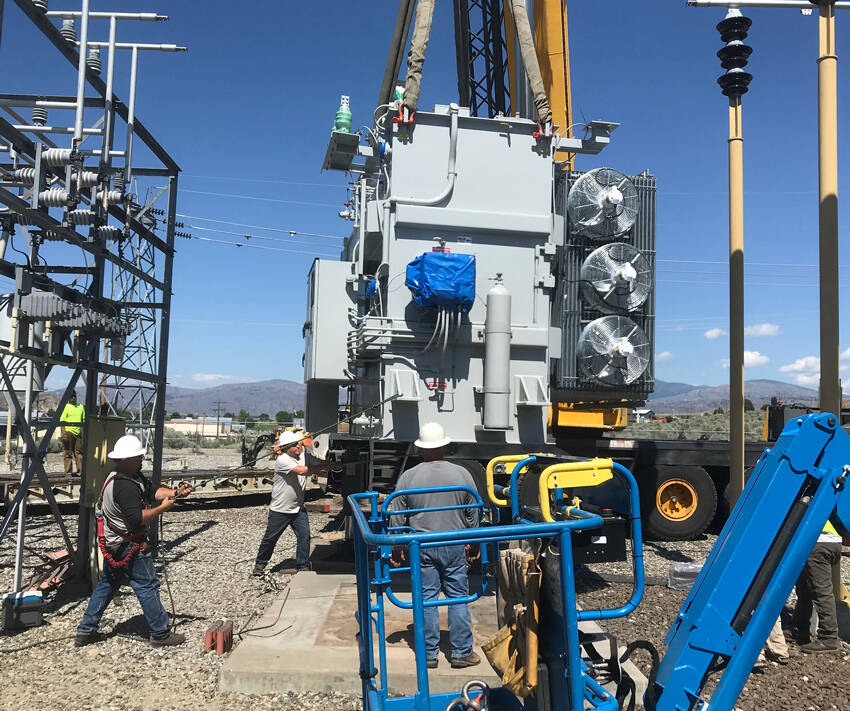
[{"left": 334, "top": 95, "right": 352, "bottom": 133}]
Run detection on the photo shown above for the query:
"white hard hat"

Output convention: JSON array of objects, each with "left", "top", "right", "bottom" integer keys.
[
  {"left": 107, "top": 434, "right": 146, "bottom": 459},
  {"left": 278, "top": 430, "right": 302, "bottom": 448},
  {"left": 415, "top": 422, "right": 451, "bottom": 450}
]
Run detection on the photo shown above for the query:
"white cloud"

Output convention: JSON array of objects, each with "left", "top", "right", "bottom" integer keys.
[
  {"left": 704, "top": 328, "right": 726, "bottom": 340},
  {"left": 793, "top": 373, "right": 820, "bottom": 387},
  {"left": 656, "top": 351, "right": 673, "bottom": 362},
  {"left": 719, "top": 351, "right": 769, "bottom": 368},
  {"left": 779, "top": 356, "right": 820, "bottom": 374},
  {"left": 744, "top": 350, "right": 769, "bottom": 367},
  {"left": 744, "top": 323, "right": 781, "bottom": 337},
  {"left": 778, "top": 355, "right": 821, "bottom": 387},
  {"left": 841, "top": 348, "right": 850, "bottom": 361},
  {"left": 191, "top": 373, "right": 244, "bottom": 383}
]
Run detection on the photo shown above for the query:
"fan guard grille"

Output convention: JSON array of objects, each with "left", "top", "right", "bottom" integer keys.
[
  {"left": 577, "top": 316, "right": 650, "bottom": 386},
  {"left": 567, "top": 168, "right": 639, "bottom": 239},
  {"left": 580, "top": 242, "right": 652, "bottom": 313}
]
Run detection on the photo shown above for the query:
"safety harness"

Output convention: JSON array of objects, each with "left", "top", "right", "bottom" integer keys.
[{"left": 96, "top": 473, "right": 147, "bottom": 568}]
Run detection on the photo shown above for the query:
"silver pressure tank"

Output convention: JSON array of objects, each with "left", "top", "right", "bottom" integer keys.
[{"left": 483, "top": 275, "right": 511, "bottom": 430}]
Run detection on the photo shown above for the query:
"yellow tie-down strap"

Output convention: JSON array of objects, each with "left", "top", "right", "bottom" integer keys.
[
  {"left": 538, "top": 458, "right": 614, "bottom": 523},
  {"left": 485, "top": 455, "right": 542, "bottom": 508}
]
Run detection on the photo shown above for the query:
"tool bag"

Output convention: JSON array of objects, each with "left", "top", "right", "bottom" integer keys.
[{"left": 481, "top": 547, "right": 541, "bottom": 697}]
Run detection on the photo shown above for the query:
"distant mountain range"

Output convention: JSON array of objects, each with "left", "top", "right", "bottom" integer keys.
[
  {"left": 648, "top": 379, "right": 820, "bottom": 414},
  {"left": 39, "top": 379, "right": 307, "bottom": 417},
  {"left": 164, "top": 379, "right": 306, "bottom": 416},
  {"left": 38, "top": 377, "right": 819, "bottom": 418}
]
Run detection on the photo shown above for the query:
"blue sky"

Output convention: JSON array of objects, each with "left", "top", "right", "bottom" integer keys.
[{"left": 3, "top": 1, "right": 849, "bottom": 390}]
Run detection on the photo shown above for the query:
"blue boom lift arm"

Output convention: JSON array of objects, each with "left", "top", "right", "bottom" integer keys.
[{"left": 652, "top": 412, "right": 850, "bottom": 710}]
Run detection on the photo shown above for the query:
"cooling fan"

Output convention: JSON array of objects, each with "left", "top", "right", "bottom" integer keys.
[
  {"left": 567, "top": 168, "right": 639, "bottom": 239},
  {"left": 577, "top": 315, "right": 650, "bottom": 386},
  {"left": 580, "top": 242, "right": 652, "bottom": 314}
]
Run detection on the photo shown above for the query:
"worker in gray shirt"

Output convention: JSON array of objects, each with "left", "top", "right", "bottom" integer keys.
[{"left": 390, "top": 422, "right": 480, "bottom": 670}]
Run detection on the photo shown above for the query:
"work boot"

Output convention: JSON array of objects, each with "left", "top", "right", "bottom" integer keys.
[
  {"left": 426, "top": 658, "right": 438, "bottom": 669},
  {"left": 800, "top": 639, "right": 841, "bottom": 654},
  {"left": 449, "top": 652, "right": 480, "bottom": 669},
  {"left": 74, "top": 631, "right": 105, "bottom": 647},
  {"left": 786, "top": 628, "right": 811, "bottom": 646},
  {"left": 764, "top": 647, "right": 790, "bottom": 665},
  {"left": 150, "top": 631, "right": 186, "bottom": 647}
]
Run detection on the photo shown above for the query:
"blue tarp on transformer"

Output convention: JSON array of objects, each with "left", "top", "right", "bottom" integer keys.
[{"left": 404, "top": 252, "right": 476, "bottom": 312}]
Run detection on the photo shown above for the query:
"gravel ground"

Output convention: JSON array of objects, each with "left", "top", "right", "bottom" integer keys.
[
  {"left": 0, "top": 490, "right": 359, "bottom": 711},
  {"left": 2, "top": 497, "right": 849, "bottom": 710},
  {"left": 578, "top": 535, "right": 850, "bottom": 711},
  {"left": 578, "top": 582, "right": 850, "bottom": 711},
  {"left": 584, "top": 533, "right": 850, "bottom": 591}
]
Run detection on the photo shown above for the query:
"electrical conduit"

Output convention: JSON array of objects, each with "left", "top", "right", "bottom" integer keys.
[{"left": 390, "top": 103, "right": 459, "bottom": 207}]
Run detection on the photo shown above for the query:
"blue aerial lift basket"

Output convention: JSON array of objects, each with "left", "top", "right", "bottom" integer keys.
[
  {"left": 350, "top": 458, "right": 645, "bottom": 711},
  {"left": 350, "top": 414, "right": 850, "bottom": 711}
]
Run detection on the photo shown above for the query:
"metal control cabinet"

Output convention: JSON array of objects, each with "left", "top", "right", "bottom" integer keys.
[{"left": 303, "top": 259, "right": 356, "bottom": 383}]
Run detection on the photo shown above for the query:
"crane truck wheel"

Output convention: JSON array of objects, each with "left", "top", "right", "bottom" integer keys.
[{"left": 644, "top": 465, "right": 716, "bottom": 540}]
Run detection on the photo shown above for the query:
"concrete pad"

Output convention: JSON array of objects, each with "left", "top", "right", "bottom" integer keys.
[{"left": 219, "top": 571, "right": 646, "bottom": 700}]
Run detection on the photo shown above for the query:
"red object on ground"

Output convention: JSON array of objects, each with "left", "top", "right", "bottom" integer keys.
[
  {"left": 217, "top": 620, "right": 233, "bottom": 654},
  {"left": 204, "top": 621, "right": 219, "bottom": 652},
  {"left": 204, "top": 619, "right": 233, "bottom": 654},
  {"left": 26, "top": 547, "right": 76, "bottom": 593}
]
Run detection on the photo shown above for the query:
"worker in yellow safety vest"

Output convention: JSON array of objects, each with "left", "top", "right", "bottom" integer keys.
[
  {"left": 60, "top": 392, "right": 85, "bottom": 476},
  {"left": 791, "top": 521, "right": 845, "bottom": 654}
]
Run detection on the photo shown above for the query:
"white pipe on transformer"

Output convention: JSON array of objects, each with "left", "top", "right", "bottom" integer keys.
[{"left": 483, "top": 277, "right": 512, "bottom": 430}]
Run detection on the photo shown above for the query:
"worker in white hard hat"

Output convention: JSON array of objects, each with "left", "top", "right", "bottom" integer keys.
[
  {"left": 252, "top": 430, "right": 329, "bottom": 577},
  {"left": 389, "top": 422, "right": 481, "bottom": 669},
  {"left": 75, "top": 434, "right": 193, "bottom": 649}
]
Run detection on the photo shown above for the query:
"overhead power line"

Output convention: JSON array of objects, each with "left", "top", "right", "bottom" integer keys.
[
  {"left": 175, "top": 213, "right": 345, "bottom": 240},
  {"left": 180, "top": 234, "right": 337, "bottom": 257},
  {"left": 178, "top": 188, "right": 339, "bottom": 208},
  {"left": 182, "top": 174, "right": 343, "bottom": 189},
  {"left": 186, "top": 224, "right": 334, "bottom": 246}
]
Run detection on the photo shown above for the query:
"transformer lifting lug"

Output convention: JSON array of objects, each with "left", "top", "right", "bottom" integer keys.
[{"left": 392, "top": 105, "right": 414, "bottom": 127}]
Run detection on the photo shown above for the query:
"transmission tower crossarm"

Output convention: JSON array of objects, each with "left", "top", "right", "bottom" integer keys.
[{"left": 11, "top": 0, "right": 180, "bottom": 172}]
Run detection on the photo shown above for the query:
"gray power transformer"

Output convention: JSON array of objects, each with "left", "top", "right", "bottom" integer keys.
[{"left": 305, "top": 102, "right": 655, "bottom": 492}]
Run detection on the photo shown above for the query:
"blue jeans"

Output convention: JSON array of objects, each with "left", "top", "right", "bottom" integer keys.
[
  {"left": 421, "top": 545, "right": 473, "bottom": 659},
  {"left": 254, "top": 509, "right": 311, "bottom": 570},
  {"left": 77, "top": 546, "right": 170, "bottom": 640}
]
